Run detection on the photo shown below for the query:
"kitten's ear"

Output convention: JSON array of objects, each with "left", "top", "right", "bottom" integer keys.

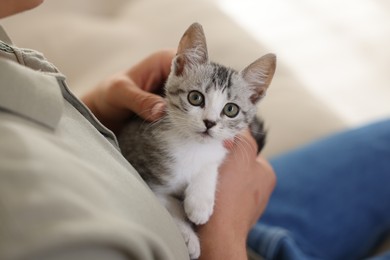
[
  {"left": 173, "top": 23, "right": 209, "bottom": 76},
  {"left": 241, "top": 53, "right": 276, "bottom": 104}
]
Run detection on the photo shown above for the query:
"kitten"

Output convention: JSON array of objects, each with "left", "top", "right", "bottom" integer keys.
[{"left": 118, "top": 23, "right": 276, "bottom": 259}]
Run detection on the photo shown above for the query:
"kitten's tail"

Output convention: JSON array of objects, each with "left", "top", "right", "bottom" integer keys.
[{"left": 249, "top": 116, "right": 267, "bottom": 154}]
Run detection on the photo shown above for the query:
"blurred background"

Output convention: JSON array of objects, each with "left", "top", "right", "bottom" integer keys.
[{"left": 215, "top": 0, "right": 390, "bottom": 127}]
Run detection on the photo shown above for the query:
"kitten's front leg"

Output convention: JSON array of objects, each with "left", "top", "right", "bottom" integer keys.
[
  {"left": 157, "top": 194, "right": 200, "bottom": 259},
  {"left": 184, "top": 163, "right": 219, "bottom": 225}
]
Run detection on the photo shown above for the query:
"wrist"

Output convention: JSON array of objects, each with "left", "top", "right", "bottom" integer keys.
[{"left": 197, "top": 219, "right": 248, "bottom": 260}]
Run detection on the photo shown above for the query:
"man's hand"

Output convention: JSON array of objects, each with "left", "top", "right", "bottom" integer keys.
[
  {"left": 81, "top": 50, "right": 174, "bottom": 133},
  {"left": 198, "top": 129, "right": 276, "bottom": 260}
]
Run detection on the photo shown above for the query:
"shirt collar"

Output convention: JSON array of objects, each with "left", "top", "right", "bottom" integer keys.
[
  {"left": 0, "top": 59, "right": 63, "bottom": 129},
  {"left": 0, "top": 25, "right": 63, "bottom": 130}
]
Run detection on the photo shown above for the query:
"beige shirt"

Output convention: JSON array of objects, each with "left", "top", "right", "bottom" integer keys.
[{"left": 0, "top": 26, "right": 188, "bottom": 260}]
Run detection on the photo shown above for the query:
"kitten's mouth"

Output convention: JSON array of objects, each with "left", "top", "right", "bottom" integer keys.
[{"left": 200, "top": 130, "right": 212, "bottom": 138}]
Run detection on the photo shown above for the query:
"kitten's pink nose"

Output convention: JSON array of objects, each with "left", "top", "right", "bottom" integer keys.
[{"left": 203, "top": 120, "right": 216, "bottom": 129}]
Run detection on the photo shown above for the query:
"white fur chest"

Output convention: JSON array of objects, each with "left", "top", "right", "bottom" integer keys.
[{"left": 164, "top": 138, "right": 227, "bottom": 193}]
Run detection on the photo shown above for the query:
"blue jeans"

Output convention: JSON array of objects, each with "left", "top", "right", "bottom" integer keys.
[{"left": 248, "top": 119, "right": 390, "bottom": 260}]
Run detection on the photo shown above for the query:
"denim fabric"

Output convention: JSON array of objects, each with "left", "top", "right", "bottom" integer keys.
[
  {"left": 369, "top": 251, "right": 390, "bottom": 260},
  {"left": 248, "top": 119, "right": 390, "bottom": 260}
]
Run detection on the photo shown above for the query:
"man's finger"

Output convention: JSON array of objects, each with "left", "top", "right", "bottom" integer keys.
[
  {"left": 124, "top": 87, "right": 166, "bottom": 121},
  {"left": 127, "top": 50, "right": 175, "bottom": 92},
  {"left": 109, "top": 77, "right": 166, "bottom": 121}
]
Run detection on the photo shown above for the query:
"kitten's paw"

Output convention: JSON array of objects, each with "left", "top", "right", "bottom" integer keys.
[
  {"left": 178, "top": 222, "right": 200, "bottom": 259},
  {"left": 184, "top": 196, "right": 214, "bottom": 225}
]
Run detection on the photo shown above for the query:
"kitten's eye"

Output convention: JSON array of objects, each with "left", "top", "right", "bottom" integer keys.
[
  {"left": 223, "top": 103, "right": 240, "bottom": 118},
  {"left": 188, "top": 91, "right": 204, "bottom": 106}
]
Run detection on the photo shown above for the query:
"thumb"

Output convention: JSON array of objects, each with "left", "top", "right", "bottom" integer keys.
[{"left": 147, "top": 97, "right": 166, "bottom": 121}]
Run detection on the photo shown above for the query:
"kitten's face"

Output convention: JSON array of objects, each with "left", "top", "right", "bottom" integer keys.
[
  {"left": 165, "top": 63, "right": 257, "bottom": 142},
  {"left": 163, "top": 23, "right": 276, "bottom": 143}
]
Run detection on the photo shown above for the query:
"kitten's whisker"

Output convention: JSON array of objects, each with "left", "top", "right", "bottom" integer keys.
[
  {"left": 138, "top": 106, "right": 165, "bottom": 122},
  {"left": 139, "top": 116, "right": 166, "bottom": 135},
  {"left": 250, "top": 129, "right": 266, "bottom": 135},
  {"left": 233, "top": 135, "right": 253, "bottom": 166},
  {"left": 231, "top": 136, "right": 244, "bottom": 161}
]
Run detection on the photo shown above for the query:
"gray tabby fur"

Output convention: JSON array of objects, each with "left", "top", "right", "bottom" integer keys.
[{"left": 118, "top": 23, "right": 276, "bottom": 259}]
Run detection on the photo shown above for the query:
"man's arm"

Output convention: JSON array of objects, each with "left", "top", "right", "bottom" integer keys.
[{"left": 198, "top": 130, "right": 276, "bottom": 260}]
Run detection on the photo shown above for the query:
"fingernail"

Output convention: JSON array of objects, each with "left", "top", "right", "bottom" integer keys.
[
  {"left": 223, "top": 139, "right": 235, "bottom": 150},
  {"left": 151, "top": 102, "right": 165, "bottom": 118}
]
